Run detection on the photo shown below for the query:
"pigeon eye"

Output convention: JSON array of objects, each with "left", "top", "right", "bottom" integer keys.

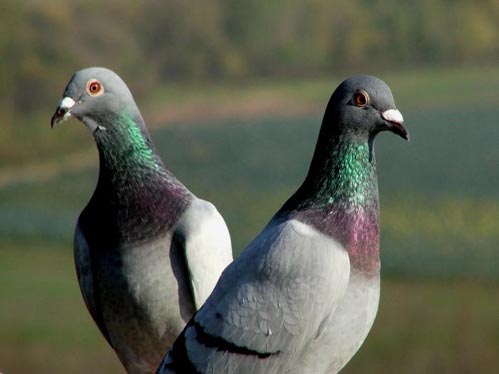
[
  {"left": 87, "top": 80, "right": 104, "bottom": 96},
  {"left": 353, "top": 91, "right": 369, "bottom": 107}
]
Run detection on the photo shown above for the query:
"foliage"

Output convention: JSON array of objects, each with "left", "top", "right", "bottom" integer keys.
[{"left": 1, "top": 0, "right": 497, "bottom": 111}]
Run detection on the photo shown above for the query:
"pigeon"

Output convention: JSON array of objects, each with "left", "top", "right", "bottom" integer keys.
[
  {"left": 51, "top": 67, "right": 233, "bottom": 374},
  {"left": 157, "top": 75, "right": 409, "bottom": 374}
]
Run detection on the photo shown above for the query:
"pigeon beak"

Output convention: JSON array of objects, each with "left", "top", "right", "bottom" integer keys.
[
  {"left": 381, "top": 109, "right": 410, "bottom": 141},
  {"left": 51, "top": 97, "right": 76, "bottom": 128}
]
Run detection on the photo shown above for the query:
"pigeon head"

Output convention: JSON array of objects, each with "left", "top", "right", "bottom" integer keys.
[
  {"left": 323, "top": 75, "right": 409, "bottom": 141},
  {"left": 51, "top": 67, "right": 141, "bottom": 135},
  {"left": 285, "top": 75, "right": 409, "bottom": 218}
]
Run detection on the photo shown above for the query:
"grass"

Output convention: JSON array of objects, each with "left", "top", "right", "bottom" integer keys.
[
  {"left": 0, "top": 245, "right": 122, "bottom": 373},
  {"left": 344, "top": 279, "right": 499, "bottom": 374},
  {"left": 0, "top": 246, "right": 497, "bottom": 373}
]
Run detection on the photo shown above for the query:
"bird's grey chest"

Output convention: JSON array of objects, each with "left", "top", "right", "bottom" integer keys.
[
  {"left": 334, "top": 272, "right": 380, "bottom": 347},
  {"left": 92, "top": 233, "right": 192, "bottom": 344},
  {"left": 95, "top": 237, "right": 168, "bottom": 310},
  {"left": 302, "top": 271, "right": 380, "bottom": 373}
]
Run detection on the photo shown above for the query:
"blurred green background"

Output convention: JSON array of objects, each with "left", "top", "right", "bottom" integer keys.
[{"left": 1, "top": 1, "right": 498, "bottom": 373}]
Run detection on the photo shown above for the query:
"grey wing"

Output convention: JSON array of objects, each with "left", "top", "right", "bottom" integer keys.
[
  {"left": 158, "top": 219, "right": 350, "bottom": 374},
  {"left": 174, "top": 198, "right": 233, "bottom": 309},
  {"left": 74, "top": 222, "right": 112, "bottom": 346}
]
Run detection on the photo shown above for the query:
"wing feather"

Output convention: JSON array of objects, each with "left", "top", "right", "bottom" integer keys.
[
  {"left": 175, "top": 198, "right": 233, "bottom": 309},
  {"left": 159, "top": 219, "right": 350, "bottom": 373}
]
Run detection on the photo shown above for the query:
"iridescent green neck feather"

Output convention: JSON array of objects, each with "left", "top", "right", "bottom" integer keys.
[
  {"left": 96, "top": 110, "right": 164, "bottom": 174},
  {"left": 283, "top": 132, "right": 378, "bottom": 213},
  {"left": 314, "top": 138, "right": 376, "bottom": 209},
  {"left": 80, "top": 109, "right": 191, "bottom": 247},
  {"left": 279, "top": 130, "right": 380, "bottom": 276}
]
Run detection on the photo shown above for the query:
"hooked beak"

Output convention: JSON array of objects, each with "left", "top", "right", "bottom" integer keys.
[
  {"left": 51, "top": 97, "right": 76, "bottom": 128},
  {"left": 381, "top": 109, "right": 409, "bottom": 141}
]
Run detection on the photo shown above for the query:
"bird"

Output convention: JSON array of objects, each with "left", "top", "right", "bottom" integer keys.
[
  {"left": 50, "top": 67, "right": 233, "bottom": 374},
  {"left": 157, "top": 75, "right": 409, "bottom": 374}
]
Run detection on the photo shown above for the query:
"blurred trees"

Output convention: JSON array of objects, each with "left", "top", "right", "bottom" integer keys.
[
  {"left": 0, "top": 0, "right": 497, "bottom": 162},
  {"left": 1, "top": 0, "right": 497, "bottom": 108}
]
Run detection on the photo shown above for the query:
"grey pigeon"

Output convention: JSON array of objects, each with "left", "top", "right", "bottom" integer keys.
[
  {"left": 51, "top": 67, "right": 233, "bottom": 374},
  {"left": 157, "top": 76, "right": 409, "bottom": 374}
]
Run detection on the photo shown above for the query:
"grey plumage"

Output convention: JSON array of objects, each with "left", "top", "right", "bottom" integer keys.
[
  {"left": 157, "top": 76, "right": 408, "bottom": 374},
  {"left": 51, "top": 67, "right": 233, "bottom": 373}
]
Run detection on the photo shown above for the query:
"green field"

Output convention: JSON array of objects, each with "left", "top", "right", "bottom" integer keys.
[
  {"left": 1, "top": 67, "right": 498, "bottom": 372},
  {"left": 1, "top": 247, "right": 497, "bottom": 373}
]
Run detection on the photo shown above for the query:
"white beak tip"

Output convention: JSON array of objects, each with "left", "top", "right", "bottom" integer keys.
[
  {"left": 51, "top": 97, "right": 76, "bottom": 127},
  {"left": 381, "top": 109, "right": 404, "bottom": 124}
]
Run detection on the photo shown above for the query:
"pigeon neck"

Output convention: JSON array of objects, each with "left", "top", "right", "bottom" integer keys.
[
  {"left": 81, "top": 111, "right": 191, "bottom": 246},
  {"left": 93, "top": 111, "right": 165, "bottom": 172},
  {"left": 306, "top": 132, "right": 378, "bottom": 208},
  {"left": 282, "top": 131, "right": 380, "bottom": 276}
]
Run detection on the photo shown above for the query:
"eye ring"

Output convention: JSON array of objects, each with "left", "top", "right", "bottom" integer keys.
[
  {"left": 353, "top": 90, "right": 369, "bottom": 107},
  {"left": 86, "top": 79, "right": 104, "bottom": 96}
]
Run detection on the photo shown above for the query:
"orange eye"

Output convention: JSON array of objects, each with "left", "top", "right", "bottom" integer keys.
[
  {"left": 87, "top": 79, "right": 103, "bottom": 96},
  {"left": 353, "top": 91, "right": 369, "bottom": 107}
]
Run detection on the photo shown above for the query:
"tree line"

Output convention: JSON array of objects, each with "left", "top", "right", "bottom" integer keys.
[{"left": 0, "top": 0, "right": 496, "bottom": 122}]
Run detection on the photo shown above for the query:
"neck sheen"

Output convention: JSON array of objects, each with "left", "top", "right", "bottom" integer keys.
[
  {"left": 282, "top": 133, "right": 380, "bottom": 276},
  {"left": 80, "top": 111, "right": 191, "bottom": 248}
]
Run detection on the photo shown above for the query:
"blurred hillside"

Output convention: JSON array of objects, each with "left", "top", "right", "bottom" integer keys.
[
  {"left": 1, "top": 0, "right": 498, "bottom": 166},
  {"left": 1, "top": 2, "right": 499, "bottom": 373}
]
